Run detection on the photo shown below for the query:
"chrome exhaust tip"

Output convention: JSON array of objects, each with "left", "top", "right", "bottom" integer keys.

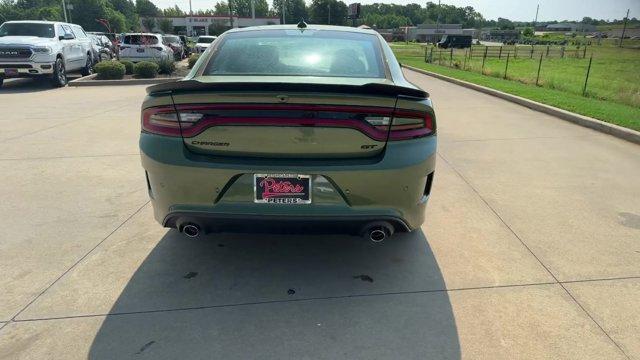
[
  {"left": 361, "top": 221, "right": 394, "bottom": 243},
  {"left": 182, "top": 224, "right": 200, "bottom": 238},
  {"left": 369, "top": 229, "right": 387, "bottom": 242}
]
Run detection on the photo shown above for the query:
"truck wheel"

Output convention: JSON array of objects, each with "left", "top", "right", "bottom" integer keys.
[
  {"left": 51, "top": 58, "right": 67, "bottom": 87},
  {"left": 80, "top": 54, "right": 93, "bottom": 76}
]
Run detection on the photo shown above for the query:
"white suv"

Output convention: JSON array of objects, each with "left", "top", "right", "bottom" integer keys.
[
  {"left": 118, "top": 33, "right": 173, "bottom": 63},
  {"left": 0, "top": 20, "right": 93, "bottom": 87}
]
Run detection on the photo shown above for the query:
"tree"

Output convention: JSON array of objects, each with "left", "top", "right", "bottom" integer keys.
[
  {"left": 141, "top": 17, "right": 156, "bottom": 32},
  {"left": 522, "top": 27, "right": 534, "bottom": 37},
  {"left": 136, "top": 0, "right": 160, "bottom": 17},
  {"left": 110, "top": 0, "right": 139, "bottom": 30},
  {"left": 158, "top": 18, "right": 173, "bottom": 33},
  {"left": 163, "top": 5, "right": 184, "bottom": 17},
  {"left": 272, "top": 0, "right": 308, "bottom": 24},
  {"left": 105, "top": 8, "right": 128, "bottom": 32},
  {"left": 233, "top": 0, "right": 269, "bottom": 17},
  {"left": 309, "top": 0, "right": 348, "bottom": 25},
  {"left": 214, "top": 2, "right": 230, "bottom": 15},
  {"left": 68, "top": 0, "right": 110, "bottom": 31},
  {"left": 496, "top": 17, "right": 515, "bottom": 30},
  {"left": 208, "top": 20, "right": 230, "bottom": 35}
]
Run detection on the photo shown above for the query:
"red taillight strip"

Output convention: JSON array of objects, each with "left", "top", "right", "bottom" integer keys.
[
  {"left": 142, "top": 104, "right": 433, "bottom": 140},
  {"left": 182, "top": 116, "right": 390, "bottom": 141}
]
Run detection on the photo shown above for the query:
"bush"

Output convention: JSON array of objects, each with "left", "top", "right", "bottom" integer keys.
[
  {"left": 134, "top": 61, "right": 159, "bottom": 78},
  {"left": 188, "top": 54, "right": 200, "bottom": 69},
  {"left": 94, "top": 61, "right": 125, "bottom": 80},
  {"left": 156, "top": 58, "right": 175, "bottom": 75},
  {"left": 119, "top": 60, "right": 134, "bottom": 75}
]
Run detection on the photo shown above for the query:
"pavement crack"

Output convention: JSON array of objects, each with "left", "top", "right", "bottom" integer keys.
[
  {"left": 8, "top": 200, "right": 151, "bottom": 323},
  {"left": 436, "top": 151, "right": 632, "bottom": 360}
]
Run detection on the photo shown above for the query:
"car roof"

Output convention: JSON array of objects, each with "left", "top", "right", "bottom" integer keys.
[
  {"left": 124, "top": 33, "right": 161, "bottom": 36},
  {"left": 3, "top": 20, "right": 77, "bottom": 26},
  {"left": 225, "top": 24, "right": 380, "bottom": 36}
]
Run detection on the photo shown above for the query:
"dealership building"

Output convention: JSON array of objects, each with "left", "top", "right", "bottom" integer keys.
[
  {"left": 143, "top": 16, "right": 281, "bottom": 36},
  {"left": 407, "top": 24, "right": 477, "bottom": 43}
]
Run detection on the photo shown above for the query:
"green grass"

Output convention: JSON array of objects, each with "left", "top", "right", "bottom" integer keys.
[{"left": 392, "top": 43, "right": 640, "bottom": 131}]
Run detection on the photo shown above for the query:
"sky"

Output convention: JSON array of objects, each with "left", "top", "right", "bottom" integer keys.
[{"left": 150, "top": 0, "right": 639, "bottom": 22}]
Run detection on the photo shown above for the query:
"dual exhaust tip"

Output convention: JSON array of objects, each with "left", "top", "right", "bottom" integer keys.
[
  {"left": 182, "top": 223, "right": 200, "bottom": 238},
  {"left": 362, "top": 222, "right": 394, "bottom": 243},
  {"left": 180, "top": 221, "right": 394, "bottom": 242}
]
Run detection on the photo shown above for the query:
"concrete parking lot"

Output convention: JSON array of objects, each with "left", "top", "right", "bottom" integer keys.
[{"left": 0, "top": 69, "right": 638, "bottom": 359}]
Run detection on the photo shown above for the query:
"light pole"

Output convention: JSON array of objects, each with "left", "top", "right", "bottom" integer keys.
[
  {"left": 61, "top": 0, "right": 68, "bottom": 22},
  {"left": 251, "top": 0, "right": 255, "bottom": 20},
  {"left": 620, "top": 9, "right": 630, "bottom": 47},
  {"left": 282, "top": 0, "right": 286, "bottom": 24}
]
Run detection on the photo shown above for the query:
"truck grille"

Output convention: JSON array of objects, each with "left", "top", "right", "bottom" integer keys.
[{"left": 0, "top": 47, "right": 33, "bottom": 60}]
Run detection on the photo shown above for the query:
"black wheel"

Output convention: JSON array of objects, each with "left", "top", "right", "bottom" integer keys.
[
  {"left": 0, "top": 78, "right": 3, "bottom": 88},
  {"left": 80, "top": 54, "right": 93, "bottom": 76},
  {"left": 51, "top": 57, "right": 67, "bottom": 87}
]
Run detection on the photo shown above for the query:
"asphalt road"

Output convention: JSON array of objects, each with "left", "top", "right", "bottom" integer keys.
[{"left": 0, "top": 69, "right": 638, "bottom": 359}]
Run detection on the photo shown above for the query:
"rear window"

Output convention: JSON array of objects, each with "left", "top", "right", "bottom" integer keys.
[
  {"left": 163, "top": 35, "right": 180, "bottom": 43},
  {"left": 124, "top": 35, "right": 158, "bottom": 45},
  {"left": 203, "top": 30, "right": 385, "bottom": 78}
]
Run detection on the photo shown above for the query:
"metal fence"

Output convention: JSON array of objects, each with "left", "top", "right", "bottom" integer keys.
[
  {"left": 423, "top": 46, "right": 595, "bottom": 96},
  {"left": 467, "top": 45, "right": 588, "bottom": 59}
]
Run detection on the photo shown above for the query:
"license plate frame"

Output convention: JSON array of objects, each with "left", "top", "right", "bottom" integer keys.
[
  {"left": 254, "top": 174, "right": 312, "bottom": 204},
  {"left": 136, "top": 48, "right": 145, "bottom": 53}
]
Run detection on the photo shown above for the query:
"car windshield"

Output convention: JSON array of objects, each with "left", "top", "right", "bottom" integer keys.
[
  {"left": 0, "top": 23, "right": 55, "bottom": 38},
  {"left": 197, "top": 37, "right": 216, "bottom": 43},
  {"left": 203, "top": 29, "right": 385, "bottom": 78},
  {"left": 124, "top": 35, "right": 158, "bottom": 45},
  {"left": 163, "top": 35, "right": 180, "bottom": 43}
]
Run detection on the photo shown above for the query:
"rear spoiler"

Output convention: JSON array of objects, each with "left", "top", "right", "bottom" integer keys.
[{"left": 146, "top": 80, "right": 428, "bottom": 99}]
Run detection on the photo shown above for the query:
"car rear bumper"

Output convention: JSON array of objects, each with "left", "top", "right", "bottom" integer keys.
[{"left": 140, "top": 133, "right": 437, "bottom": 232}]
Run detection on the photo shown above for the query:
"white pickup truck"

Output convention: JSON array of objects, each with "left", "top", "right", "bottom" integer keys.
[{"left": 0, "top": 20, "right": 94, "bottom": 88}]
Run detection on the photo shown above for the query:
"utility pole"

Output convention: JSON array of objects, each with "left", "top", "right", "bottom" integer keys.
[
  {"left": 534, "top": 4, "right": 539, "bottom": 27},
  {"left": 435, "top": 0, "right": 441, "bottom": 43},
  {"left": 620, "top": 8, "right": 630, "bottom": 47},
  {"left": 328, "top": 3, "right": 331, "bottom": 25},
  {"left": 61, "top": 0, "right": 68, "bottom": 22},
  {"left": 282, "top": 0, "right": 286, "bottom": 24},
  {"left": 189, "top": 0, "right": 193, "bottom": 15},
  {"left": 228, "top": 0, "right": 234, "bottom": 28},
  {"left": 251, "top": 0, "right": 255, "bottom": 20}
]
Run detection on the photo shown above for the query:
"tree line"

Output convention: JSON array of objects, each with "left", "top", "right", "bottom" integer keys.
[{"left": 1, "top": 0, "right": 636, "bottom": 34}]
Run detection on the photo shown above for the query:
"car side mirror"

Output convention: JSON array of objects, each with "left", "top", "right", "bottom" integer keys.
[{"left": 59, "top": 33, "right": 75, "bottom": 40}]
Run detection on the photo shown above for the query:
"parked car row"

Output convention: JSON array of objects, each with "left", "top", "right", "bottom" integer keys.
[
  {"left": 0, "top": 18, "right": 220, "bottom": 88},
  {"left": 0, "top": 20, "right": 94, "bottom": 87}
]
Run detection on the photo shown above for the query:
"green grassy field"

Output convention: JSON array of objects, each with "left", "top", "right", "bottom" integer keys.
[{"left": 392, "top": 42, "right": 640, "bottom": 131}]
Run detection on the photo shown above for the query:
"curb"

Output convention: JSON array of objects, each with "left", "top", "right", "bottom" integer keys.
[
  {"left": 69, "top": 74, "right": 181, "bottom": 87},
  {"left": 402, "top": 65, "right": 640, "bottom": 146}
]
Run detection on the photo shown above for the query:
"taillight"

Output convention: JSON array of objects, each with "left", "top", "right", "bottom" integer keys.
[
  {"left": 365, "top": 111, "right": 434, "bottom": 141},
  {"left": 152, "top": 46, "right": 164, "bottom": 51},
  {"left": 119, "top": 45, "right": 129, "bottom": 50},
  {"left": 141, "top": 106, "right": 203, "bottom": 137},
  {"left": 141, "top": 104, "right": 433, "bottom": 140},
  {"left": 389, "top": 111, "right": 434, "bottom": 140}
]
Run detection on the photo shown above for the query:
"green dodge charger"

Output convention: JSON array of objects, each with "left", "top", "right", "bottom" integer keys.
[{"left": 140, "top": 24, "right": 436, "bottom": 242}]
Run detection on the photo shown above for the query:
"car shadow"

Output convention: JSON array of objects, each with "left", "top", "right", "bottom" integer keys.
[
  {"left": 0, "top": 76, "right": 79, "bottom": 93},
  {"left": 88, "top": 229, "right": 461, "bottom": 359}
]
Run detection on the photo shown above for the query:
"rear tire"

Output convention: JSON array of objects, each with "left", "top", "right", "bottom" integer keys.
[
  {"left": 80, "top": 54, "right": 93, "bottom": 76},
  {"left": 51, "top": 58, "right": 67, "bottom": 87}
]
